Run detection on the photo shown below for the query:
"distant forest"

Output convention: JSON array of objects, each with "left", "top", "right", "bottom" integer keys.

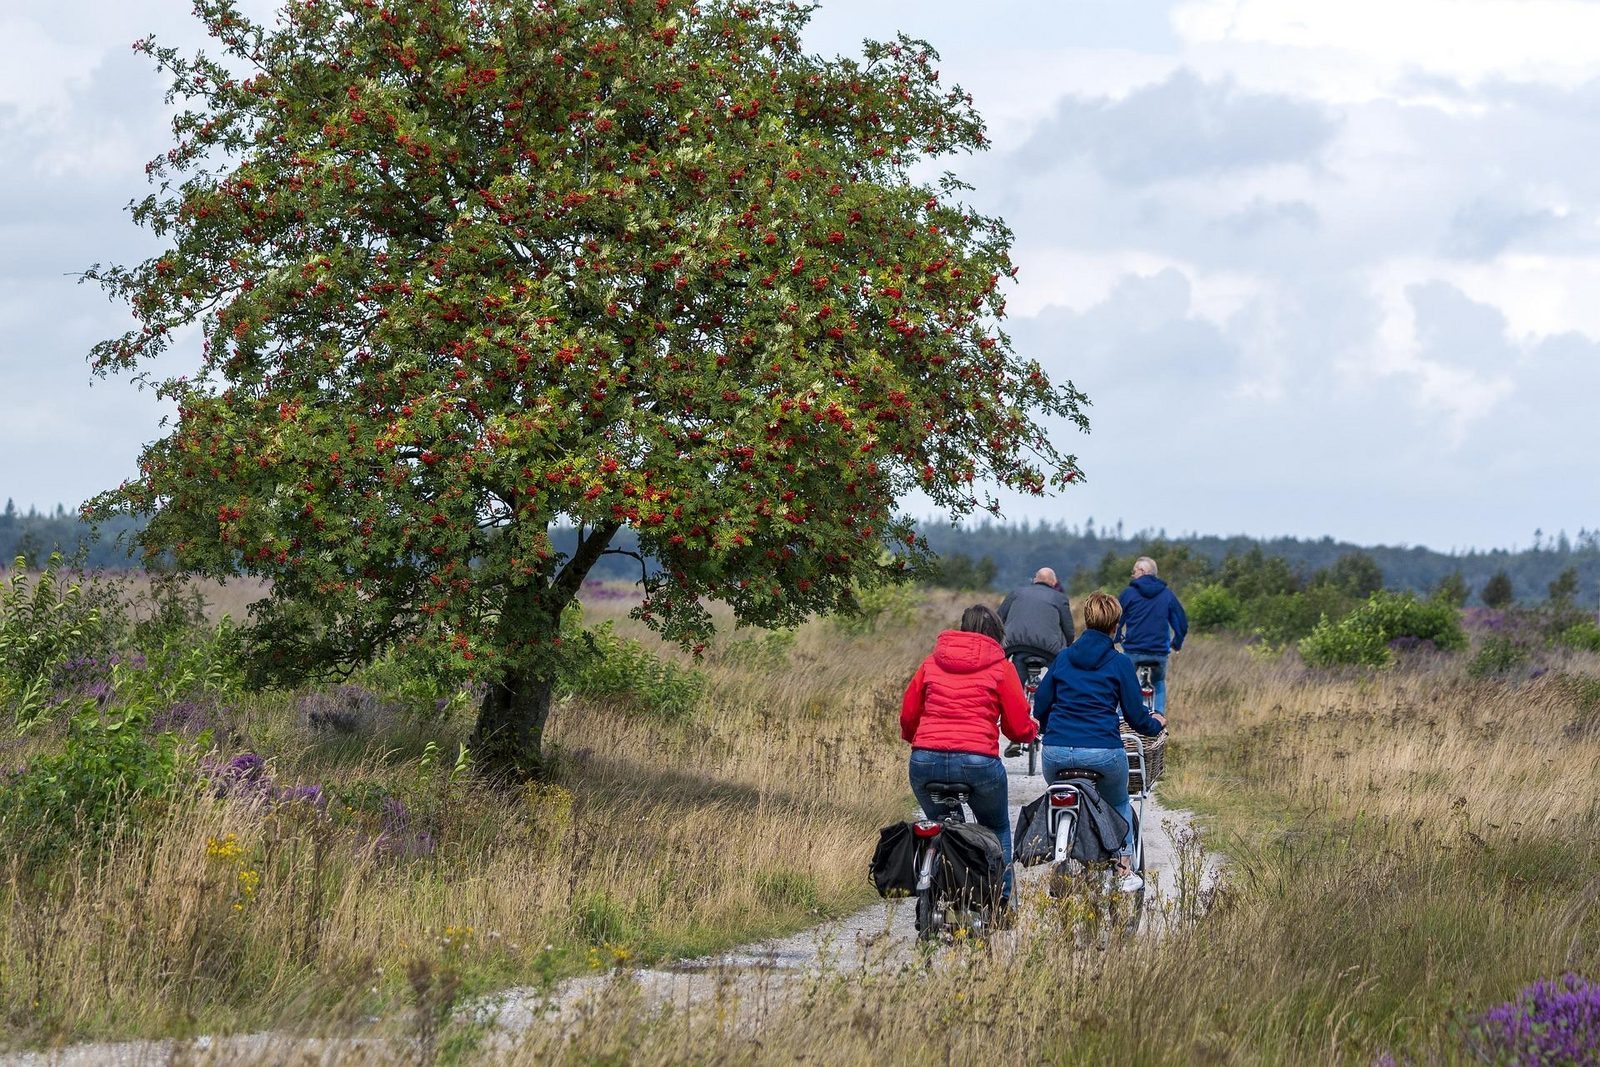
[
  {"left": 914, "top": 519, "right": 1600, "bottom": 606},
  {"left": 5, "top": 495, "right": 1596, "bottom": 608}
]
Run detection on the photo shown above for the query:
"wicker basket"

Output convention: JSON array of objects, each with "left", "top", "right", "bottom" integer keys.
[{"left": 1123, "top": 729, "right": 1167, "bottom": 795}]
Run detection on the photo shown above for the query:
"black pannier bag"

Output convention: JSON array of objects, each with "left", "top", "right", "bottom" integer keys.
[
  {"left": 870, "top": 821, "right": 919, "bottom": 897},
  {"left": 1013, "top": 794, "right": 1053, "bottom": 867},
  {"left": 931, "top": 822, "right": 1004, "bottom": 907}
]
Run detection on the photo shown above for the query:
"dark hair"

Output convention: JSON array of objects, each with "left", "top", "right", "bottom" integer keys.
[{"left": 959, "top": 604, "right": 1005, "bottom": 643}]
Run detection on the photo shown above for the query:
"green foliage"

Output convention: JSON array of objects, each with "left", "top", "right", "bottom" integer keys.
[
  {"left": 1311, "top": 551, "right": 1384, "bottom": 598},
  {"left": 1482, "top": 571, "right": 1515, "bottom": 609},
  {"left": 1185, "top": 583, "right": 1242, "bottom": 633},
  {"left": 1431, "top": 571, "right": 1470, "bottom": 608},
  {"left": 715, "top": 627, "right": 797, "bottom": 671},
  {"left": 830, "top": 580, "right": 920, "bottom": 636},
  {"left": 919, "top": 552, "right": 998, "bottom": 590},
  {"left": 0, "top": 705, "right": 186, "bottom": 863},
  {"left": 88, "top": 0, "right": 1088, "bottom": 772},
  {"left": 1298, "top": 615, "right": 1391, "bottom": 668},
  {"left": 0, "top": 554, "right": 119, "bottom": 726},
  {"left": 558, "top": 621, "right": 705, "bottom": 722},
  {"left": 1555, "top": 620, "right": 1600, "bottom": 654},
  {"left": 1356, "top": 591, "right": 1468, "bottom": 651},
  {"left": 1299, "top": 591, "right": 1467, "bottom": 667},
  {"left": 1252, "top": 586, "right": 1353, "bottom": 647},
  {"left": 1072, "top": 540, "right": 1214, "bottom": 595},
  {"left": 1547, "top": 566, "right": 1579, "bottom": 608},
  {"left": 1467, "top": 636, "right": 1532, "bottom": 679},
  {"left": 1218, "top": 547, "right": 1302, "bottom": 602}
]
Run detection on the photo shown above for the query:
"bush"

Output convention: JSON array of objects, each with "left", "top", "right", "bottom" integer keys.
[
  {"left": 0, "top": 705, "right": 186, "bottom": 863},
  {"left": 1467, "top": 636, "right": 1531, "bottom": 679},
  {"left": 0, "top": 555, "right": 121, "bottom": 726},
  {"left": 831, "top": 580, "right": 919, "bottom": 636},
  {"left": 1253, "top": 587, "right": 1353, "bottom": 647},
  {"left": 1299, "top": 591, "right": 1467, "bottom": 668},
  {"left": 1555, "top": 620, "right": 1600, "bottom": 654},
  {"left": 1186, "top": 583, "right": 1242, "bottom": 633},
  {"left": 1299, "top": 616, "right": 1391, "bottom": 668},
  {"left": 559, "top": 620, "right": 705, "bottom": 720},
  {"left": 1357, "top": 590, "right": 1468, "bottom": 651}
]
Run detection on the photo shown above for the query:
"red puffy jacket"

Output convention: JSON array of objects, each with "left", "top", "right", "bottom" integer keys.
[{"left": 901, "top": 631, "right": 1038, "bottom": 756}]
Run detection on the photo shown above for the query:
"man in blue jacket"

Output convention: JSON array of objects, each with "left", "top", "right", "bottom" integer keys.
[{"left": 1116, "top": 556, "right": 1188, "bottom": 717}]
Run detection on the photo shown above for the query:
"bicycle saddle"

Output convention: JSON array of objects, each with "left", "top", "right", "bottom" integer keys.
[
  {"left": 1051, "top": 767, "right": 1104, "bottom": 784},
  {"left": 923, "top": 781, "right": 973, "bottom": 799}
]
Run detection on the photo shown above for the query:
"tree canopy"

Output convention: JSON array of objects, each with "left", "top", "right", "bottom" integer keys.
[{"left": 87, "top": 0, "right": 1086, "bottom": 775}]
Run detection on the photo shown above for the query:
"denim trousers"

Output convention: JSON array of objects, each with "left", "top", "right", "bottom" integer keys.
[
  {"left": 1129, "top": 653, "right": 1169, "bottom": 715},
  {"left": 908, "top": 749, "right": 1014, "bottom": 899},
  {"left": 1041, "top": 745, "right": 1134, "bottom": 855}
]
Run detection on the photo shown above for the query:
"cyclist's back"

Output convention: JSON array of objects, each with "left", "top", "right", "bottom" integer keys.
[{"left": 999, "top": 568, "right": 1075, "bottom": 672}]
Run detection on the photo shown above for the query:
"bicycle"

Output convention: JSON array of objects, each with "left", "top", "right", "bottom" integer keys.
[
  {"left": 1043, "top": 739, "right": 1150, "bottom": 935},
  {"left": 911, "top": 781, "right": 1001, "bottom": 942}
]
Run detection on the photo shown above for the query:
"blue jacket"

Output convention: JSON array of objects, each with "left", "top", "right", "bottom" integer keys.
[
  {"left": 1033, "top": 630, "right": 1164, "bottom": 750},
  {"left": 1116, "top": 576, "right": 1188, "bottom": 656}
]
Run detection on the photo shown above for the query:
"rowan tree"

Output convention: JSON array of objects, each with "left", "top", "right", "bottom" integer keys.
[{"left": 88, "top": 0, "right": 1088, "bottom": 778}]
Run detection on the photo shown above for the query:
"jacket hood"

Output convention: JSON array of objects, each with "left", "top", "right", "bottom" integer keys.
[
  {"left": 1066, "top": 629, "right": 1117, "bottom": 671},
  {"left": 932, "top": 630, "right": 1006, "bottom": 673},
  {"left": 1131, "top": 575, "right": 1168, "bottom": 599}
]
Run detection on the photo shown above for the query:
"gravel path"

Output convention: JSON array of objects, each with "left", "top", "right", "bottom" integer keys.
[
  {"left": 477, "top": 744, "right": 1221, "bottom": 1040},
  {"left": 1, "top": 747, "right": 1220, "bottom": 1065}
]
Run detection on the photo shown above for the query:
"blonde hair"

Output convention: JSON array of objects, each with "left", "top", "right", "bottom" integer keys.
[{"left": 1083, "top": 591, "right": 1122, "bottom": 634}]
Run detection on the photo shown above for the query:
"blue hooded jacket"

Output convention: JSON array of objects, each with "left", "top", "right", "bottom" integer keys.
[
  {"left": 1033, "top": 630, "right": 1164, "bottom": 750},
  {"left": 1116, "top": 575, "right": 1188, "bottom": 656}
]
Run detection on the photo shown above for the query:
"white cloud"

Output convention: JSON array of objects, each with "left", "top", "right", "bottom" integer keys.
[{"left": 1173, "top": 0, "right": 1600, "bottom": 87}]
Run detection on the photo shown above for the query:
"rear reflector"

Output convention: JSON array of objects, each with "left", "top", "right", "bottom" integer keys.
[
  {"left": 1049, "top": 791, "right": 1078, "bottom": 808},
  {"left": 912, "top": 820, "right": 943, "bottom": 838}
]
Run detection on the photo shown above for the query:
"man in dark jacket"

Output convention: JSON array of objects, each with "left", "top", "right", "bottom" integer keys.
[
  {"left": 998, "top": 568, "right": 1076, "bottom": 757},
  {"left": 1116, "top": 557, "right": 1188, "bottom": 716},
  {"left": 998, "top": 567, "right": 1075, "bottom": 684}
]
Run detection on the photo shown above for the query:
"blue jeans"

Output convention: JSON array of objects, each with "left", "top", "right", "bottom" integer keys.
[
  {"left": 908, "top": 750, "right": 1014, "bottom": 900},
  {"left": 1130, "top": 654, "right": 1168, "bottom": 715},
  {"left": 1041, "top": 745, "right": 1134, "bottom": 855}
]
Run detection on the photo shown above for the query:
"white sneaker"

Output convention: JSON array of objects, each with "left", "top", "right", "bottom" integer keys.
[{"left": 1117, "top": 872, "right": 1144, "bottom": 893}]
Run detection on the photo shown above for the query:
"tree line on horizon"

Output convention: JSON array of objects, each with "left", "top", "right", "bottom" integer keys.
[{"left": 6, "top": 497, "right": 1596, "bottom": 611}]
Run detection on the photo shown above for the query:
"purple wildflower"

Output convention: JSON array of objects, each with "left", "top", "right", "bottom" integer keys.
[
  {"left": 299, "top": 685, "right": 400, "bottom": 735},
  {"left": 274, "top": 783, "right": 328, "bottom": 810},
  {"left": 1475, "top": 973, "right": 1600, "bottom": 1066},
  {"left": 150, "top": 700, "right": 219, "bottom": 735},
  {"left": 206, "top": 751, "right": 274, "bottom": 800}
]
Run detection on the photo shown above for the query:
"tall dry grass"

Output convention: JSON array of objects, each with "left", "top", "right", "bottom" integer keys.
[
  {"left": 486, "top": 636, "right": 1600, "bottom": 1066},
  {"left": 0, "top": 592, "right": 967, "bottom": 1050}
]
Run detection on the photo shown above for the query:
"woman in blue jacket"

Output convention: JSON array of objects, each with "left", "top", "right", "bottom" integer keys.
[{"left": 1033, "top": 591, "right": 1166, "bottom": 888}]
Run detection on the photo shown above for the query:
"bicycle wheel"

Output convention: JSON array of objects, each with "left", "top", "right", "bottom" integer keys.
[{"left": 914, "top": 889, "right": 939, "bottom": 941}]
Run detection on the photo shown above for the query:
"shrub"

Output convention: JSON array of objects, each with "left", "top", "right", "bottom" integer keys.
[
  {"left": 1469, "top": 636, "right": 1533, "bottom": 679},
  {"left": 0, "top": 705, "right": 186, "bottom": 863},
  {"left": 1298, "top": 591, "right": 1467, "bottom": 668},
  {"left": 1253, "top": 587, "right": 1353, "bottom": 647},
  {"left": 1186, "top": 583, "right": 1242, "bottom": 633},
  {"left": 559, "top": 620, "right": 705, "bottom": 720},
  {"left": 0, "top": 555, "right": 120, "bottom": 726},
  {"left": 1299, "top": 616, "right": 1391, "bottom": 668},
  {"left": 1555, "top": 620, "right": 1600, "bottom": 654},
  {"left": 831, "top": 579, "right": 920, "bottom": 636},
  {"left": 1357, "top": 590, "right": 1468, "bottom": 651}
]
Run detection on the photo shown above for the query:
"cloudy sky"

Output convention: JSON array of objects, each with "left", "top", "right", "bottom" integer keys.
[{"left": 2, "top": 1, "right": 1596, "bottom": 551}]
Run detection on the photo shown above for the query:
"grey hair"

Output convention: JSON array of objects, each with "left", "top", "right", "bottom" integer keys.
[{"left": 1133, "top": 556, "right": 1158, "bottom": 577}]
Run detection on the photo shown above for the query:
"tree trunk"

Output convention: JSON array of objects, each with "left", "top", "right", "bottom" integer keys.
[
  {"left": 469, "top": 520, "right": 620, "bottom": 781},
  {"left": 472, "top": 670, "right": 554, "bottom": 783}
]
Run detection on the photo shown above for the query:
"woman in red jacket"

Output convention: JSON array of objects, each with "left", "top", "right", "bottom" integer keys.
[{"left": 901, "top": 604, "right": 1039, "bottom": 903}]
